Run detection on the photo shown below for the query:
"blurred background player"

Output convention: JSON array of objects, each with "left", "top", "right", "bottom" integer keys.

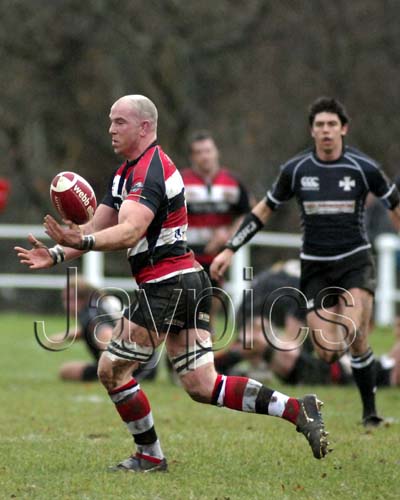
[
  {"left": 377, "top": 322, "right": 400, "bottom": 387},
  {"left": 49, "top": 276, "right": 157, "bottom": 382},
  {"left": 215, "top": 261, "right": 353, "bottom": 385},
  {"left": 0, "top": 178, "right": 10, "bottom": 214},
  {"left": 49, "top": 277, "right": 114, "bottom": 381},
  {"left": 181, "top": 130, "right": 252, "bottom": 281},
  {"left": 216, "top": 260, "right": 400, "bottom": 388}
]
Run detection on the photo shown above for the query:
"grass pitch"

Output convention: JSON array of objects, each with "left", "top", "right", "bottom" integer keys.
[{"left": 1, "top": 312, "right": 399, "bottom": 500}]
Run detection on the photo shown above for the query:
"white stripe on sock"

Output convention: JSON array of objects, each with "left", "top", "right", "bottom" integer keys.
[
  {"left": 126, "top": 412, "right": 154, "bottom": 435},
  {"left": 267, "top": 391, "right": 289, "bottom": 417},
  {"left": 137, "top": 439, "right": 164, "bottom": 460},
  {"left": 216, "top": 375, "right": 227, "bottom": 407},
  {"left": 110, "top": 384, "right": 140, "bottom": 404},
  {"left": 242, "top": 379, "right": 262, "bottom": 412}
]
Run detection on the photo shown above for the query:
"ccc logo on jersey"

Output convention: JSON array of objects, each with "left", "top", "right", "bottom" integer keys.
[{"left": 301, "top": 176, "right": 320, "bottom": 190}]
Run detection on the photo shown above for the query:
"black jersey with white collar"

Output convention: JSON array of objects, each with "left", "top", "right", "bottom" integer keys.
[{"left": 266, "top": 146, "right": 399, "bottom": 260}]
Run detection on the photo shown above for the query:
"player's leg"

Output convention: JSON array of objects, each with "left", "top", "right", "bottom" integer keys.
[
  {"left": 278, "top": 350, "right": 352, "bottom": 385},
  {"left": 301, "top": 258, "right": 348, "bottom": 363},
  {"left": 97, "top": 316, "right": 167, "bottom": 472},
  {"left": 166, "top": 327, "right": 330, "bottom": 459},
  {"left": 306, "top": 305, "right": 348, "bottom": 363},
  {"left": 341, "top": 287, "right": 382, "bottom": 424},
  {"left": 59, "top": 361, "right": 98, "bottom": 381},
  {"left": 264, "top": 315, "right": 350, "bottom": 384},
  {"left": 335, "top": 251, "right": 383, "bottom": 424},
  {"left": 213, "top": 316, "right": 269, "bottom": 375}
]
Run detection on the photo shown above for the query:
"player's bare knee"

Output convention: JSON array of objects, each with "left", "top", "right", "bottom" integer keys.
[
  {"left": 187, "top": 390, "right": 209, "bottom": 404},
  {"left": 97, "top": 362, "right": 114, "bottom": 390},
  {"left": 179, "top": 364, "right": 217, "bottom": 404}
]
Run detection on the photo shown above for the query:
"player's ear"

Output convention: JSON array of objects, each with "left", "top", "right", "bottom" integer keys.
[
  {"left": 341, "top": 124, "right": 349, "bottom": 137},
  {"left": 140, "top": 120, "right": 151, "bottom": 136}
]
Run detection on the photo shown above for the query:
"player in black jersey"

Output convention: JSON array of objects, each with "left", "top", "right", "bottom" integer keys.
[{"left": 211, "top": 97, "right": 400, "bottom": 426}]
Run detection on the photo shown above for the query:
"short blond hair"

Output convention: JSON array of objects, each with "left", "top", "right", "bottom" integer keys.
[{"left": 117, "top": 94, "right": 158, "bottom": 130}]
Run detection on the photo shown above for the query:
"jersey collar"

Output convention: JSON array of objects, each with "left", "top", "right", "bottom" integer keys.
[{"left": 126, "top": 140, "right": 158, "bottom": 167}]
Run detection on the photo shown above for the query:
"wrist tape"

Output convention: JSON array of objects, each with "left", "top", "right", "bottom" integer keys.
[
  {"left": 224, "top": 213, "right": 263, "bottom": 252},
  {"left": 79, "top": 234, "right": 96, "bottom": 251},
  {"left": 48, "top": 245, "right": 65, "bottom": 265}
]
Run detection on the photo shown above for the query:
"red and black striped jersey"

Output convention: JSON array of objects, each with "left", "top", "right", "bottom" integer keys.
[
  {"left": 101, "top": 142, "right": 195, "bottom": 283},
  {"left": 181, "top": 167, "right": 250, "bottom": 265}
]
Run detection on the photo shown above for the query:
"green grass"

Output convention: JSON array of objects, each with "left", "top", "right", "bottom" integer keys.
[{"left": 1, "top": 312, "right": 399, "bottom": 500}]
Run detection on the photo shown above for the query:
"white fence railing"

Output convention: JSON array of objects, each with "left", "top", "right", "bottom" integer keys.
[
  {"left": 375, "top": 234, "right": 400, "bottom": 325},
  {"left": 1, "top": 224, "right": 398, "bottom": 325}
]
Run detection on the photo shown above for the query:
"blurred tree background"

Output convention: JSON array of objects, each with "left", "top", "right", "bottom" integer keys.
[{"left": 1, "top": 0, "right": 400, "bottom": 310}]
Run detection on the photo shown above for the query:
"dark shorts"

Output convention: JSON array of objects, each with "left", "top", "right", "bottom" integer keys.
[
  {"left": 199, "top": 262, "right": 221, "bottom": 288},
  {"left": 300, "top": 250, "right": 376, "bottom": 312},
  {"left": 124, "top": 270, "right": 213, "bottom": 334}
]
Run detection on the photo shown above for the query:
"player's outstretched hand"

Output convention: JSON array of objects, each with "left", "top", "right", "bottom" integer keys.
[
  {"left": 43, "top": 214, "right": 82, "bottom": 248},
  {"left": 210, "top": 248, "right": 234, "bottom": 281},
  {"left": 14, "top": 234, "right": 54, "bottom": 269}
]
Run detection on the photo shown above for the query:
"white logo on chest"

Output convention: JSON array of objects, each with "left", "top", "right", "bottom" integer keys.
[
  {"left": 301, "top": 176, "right": 319, "bottom": 190},
  {"left": 339, "top": 176, "right": 355, "bottom": 191}
]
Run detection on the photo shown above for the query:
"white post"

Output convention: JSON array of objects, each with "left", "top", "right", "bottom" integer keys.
[
  {"left": 83, "top": 252, "right": 105, "bottom": 287},
  {"left": 230, "top": 246, "right": 250, "bottom": 308},
  {"left": 375, "top": 233, "right": 399, "bottom": 325}
]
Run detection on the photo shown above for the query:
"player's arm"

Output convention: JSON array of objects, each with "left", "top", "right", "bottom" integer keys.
[
  {"left": 44, "top": 156, "right": 165, "bottom": 251},
  {"left": 60, "top": 204, "right": 120, "bottom": 258},
  {"left": 210, "top": 199, "right": 272, "bottom": 280},
  {"left": 14, "top": 204, "right": 118, "bottom": 269},
  {"left": 204, "top": 181, "right": 255, "bottom": 255},
  {"left": 43, "top": 200, "right": 154, "bottom": 252},
  {"left": 365, "top": 163, "right": 400, "bottom": 228},
  {"left": 377, "top": 181, "right": 400, "bottom": 230},
  {"left": 82, "top": 200, "right": 154, "bottom": 251},
  {"left": 56, "top": 204, "right": 119, "bottom": 259}
]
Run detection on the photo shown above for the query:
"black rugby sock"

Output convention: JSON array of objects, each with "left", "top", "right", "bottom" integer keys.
[{"left": 351, "top": 348, "right": 377, "bottom": 418}]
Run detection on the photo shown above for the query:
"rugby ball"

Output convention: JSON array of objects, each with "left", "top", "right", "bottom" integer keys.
[{"left": 50, "top": 171, "right": 97, "bottom": 224}]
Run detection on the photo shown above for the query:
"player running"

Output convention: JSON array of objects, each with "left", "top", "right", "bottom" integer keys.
[
  {"left": 211, "top": 97, "right": 400, "bottom": 427},
  {"left": 15, "top": 94, "right": 329, "bottom": 472}
]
